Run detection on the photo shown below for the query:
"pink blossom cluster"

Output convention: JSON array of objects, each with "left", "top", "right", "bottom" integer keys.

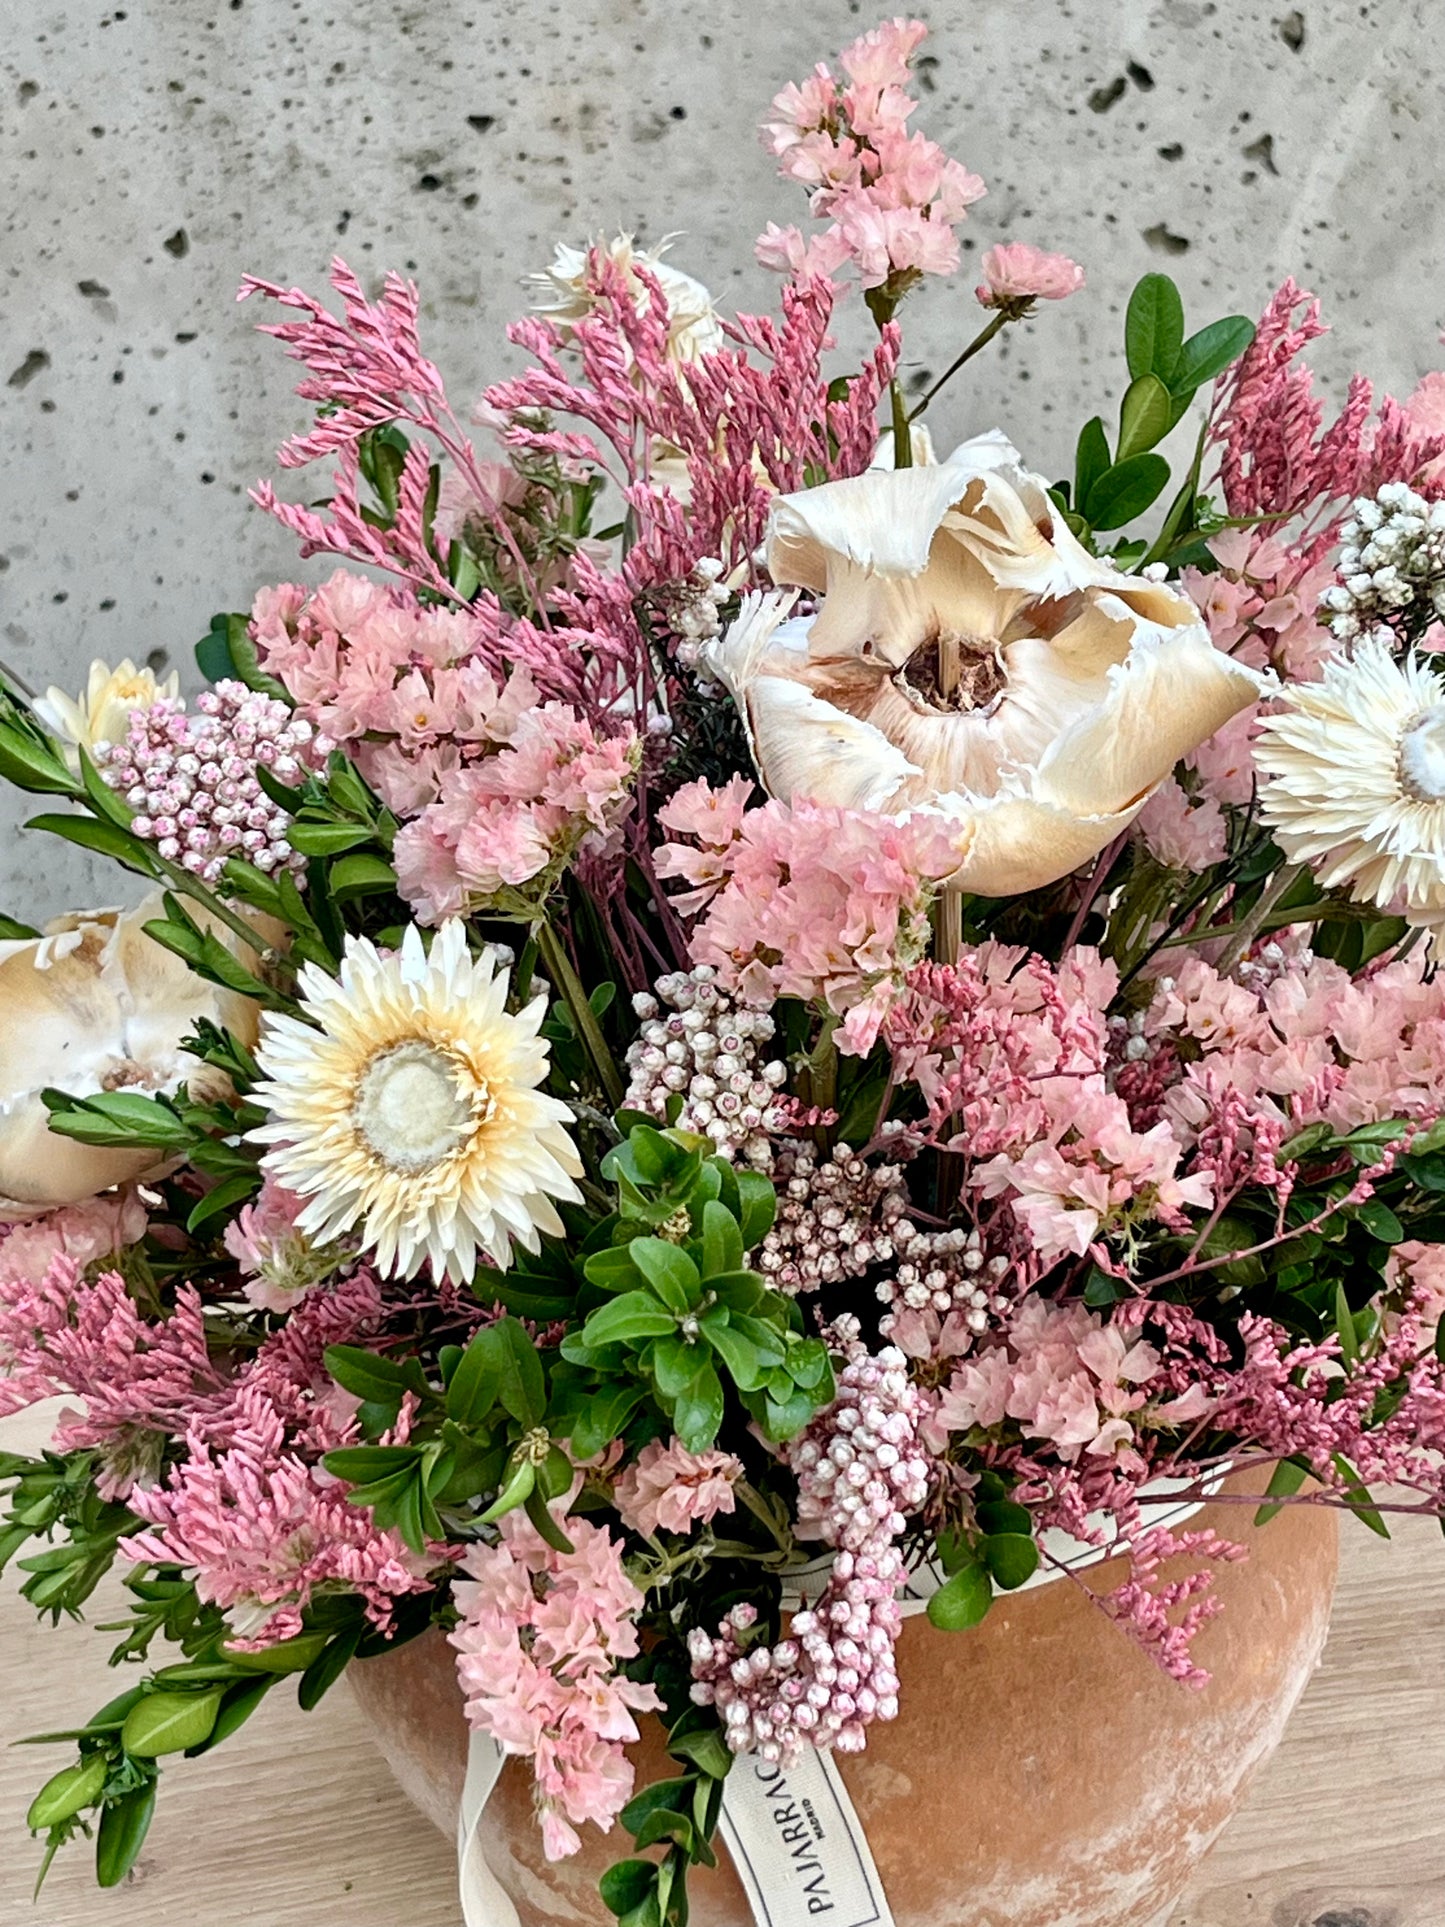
[
  {"left": 657, "top": 780, "right": 955, "bottom": 1054},
  {"left": 0, "top": 1190, "right": 148, "bottom": 1290},
  {"left": 1212, "top": 279, "right": 1445, "bottom": 542},
  {"left": 94, "top": 681, "right": 330, "bottom": 882},
  {"left": 689, "top": 1327, "right": 929, "bottom": 1763},
  {"left": 449, "top": 1510, "right": 661, "bottom": 1860},
  {"left": 931, "top": 1298, "right": 1206, "bottom": 1470},
  {"left": 1144, "top": 948, "right": 1445, "bottom": 1147},
  {"left": 122, "top": 1384, "right": 433, "bottom": 1647},
  {"left": 613, "top": 1436, "right": 743, "bottom": 1539},
  {"left": 882, "top": 949, "right": 1213, "bottom": 1264},
  {"left": 392, "top": 703, "right": 639, "bottom": 922},
  {"left": 756, "top": 18, "right": 985, "bottom": 291},
  {"left": 974, "top": 242, "right": 1085, "bottom": 311},
  {"left": 223, "top": 1176, "right": 352, "bottom": 1313},
  {"left": 250, "top": 571, "right": 548, "bottom": 816}
]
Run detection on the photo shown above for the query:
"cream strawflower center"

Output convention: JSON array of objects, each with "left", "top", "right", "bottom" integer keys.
[
  {"left": 1399, "top": 705, "right": 1445, "bottom": 803},
  {"left": 352, "top": 1040, "right": 485, "bottom": 1174}
]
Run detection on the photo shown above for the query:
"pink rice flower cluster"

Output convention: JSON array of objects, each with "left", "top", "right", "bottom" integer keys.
[
  {"left": 391, "top": 703, "right": 640, "bottom": 922},
  {"left": 122, "top": 1383, "right": 433, "bottom": 1647},
  {"left": 974, "top": 242, "right": 1085, "bottom": 312},
  {"left": 250, "top": 570, "right": 555, "bottom": 816},
  {"left": 93, "top": 681, "right": 331, "bottom": 882},
  {"left": 613, "top": 1436, "right": 743, "bottom": 1539},
  {"left": 756, "top": 18, "right": 986, "bottom": 292},
  {"left": 449, "top": 1509, "right": 661, "bottom": 1860},
  {"left": 624, "top": 966, "right": 789, "bottom": 1167},
  {"left": 688, "top": 1324, "right": 929, "bottom": 1763},
  {"left": 882, "top": 949, "right": 1213, "bottom": 1265},
  {"left": 656, "top": 782, "right": 956, "bottom": 1055}
]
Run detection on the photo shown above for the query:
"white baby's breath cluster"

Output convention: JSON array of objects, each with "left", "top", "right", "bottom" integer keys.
[
  {"left": 1321, "top": 484, "right": 1445, "bottom": 647},
  {"left": 626, "top": 967, "right": 788, "bottom": 1166}
]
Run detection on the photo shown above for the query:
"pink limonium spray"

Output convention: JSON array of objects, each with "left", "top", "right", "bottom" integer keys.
[
  {"left": 449, "top": 1509, "right": 661, "bottom": 1859},
  {"left": 756, "top": 17, "right": 985, "bottom": 298},
  {"left": 613, "top": 1437, "right": 744, "bottom": 1539}
]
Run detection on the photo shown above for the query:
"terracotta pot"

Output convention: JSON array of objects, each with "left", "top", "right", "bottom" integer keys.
[{"left": 349, "top": 1473, "right": 1338, "bottom": 1927}]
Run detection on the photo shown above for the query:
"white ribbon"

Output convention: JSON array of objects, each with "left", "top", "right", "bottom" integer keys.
[{"left": 456, "top": 1469, "right": 1221, "bottom": 1925}]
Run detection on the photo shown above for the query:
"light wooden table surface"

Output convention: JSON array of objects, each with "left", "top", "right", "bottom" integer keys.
[{"left": 2, "top": 1402, "right": 1443, "bottom": 1927}]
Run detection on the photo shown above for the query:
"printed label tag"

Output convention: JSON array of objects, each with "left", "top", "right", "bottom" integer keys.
[{"left": 718, "top": 1750, "right": 896, "bottom": 1927}]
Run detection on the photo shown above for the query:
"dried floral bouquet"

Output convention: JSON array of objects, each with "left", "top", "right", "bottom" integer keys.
[{"left": 5, "top": 13, "right": 1445, "bottom": 1917}]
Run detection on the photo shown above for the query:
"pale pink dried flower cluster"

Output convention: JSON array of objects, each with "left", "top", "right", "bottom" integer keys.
[
  {"left": 392, "top": 703, "right": 639, "bottom": 923},
  {"left": 613, "top": 1436, "right": 743, "bottom": 1539},
  {"left": 94, "top": 681, "right": 330, "bottom": 882},
  {"left": 0, "top": 1191, "right": 148, "bottom": 1290},
  {"left": 250, "top": 571, "right": 547, "bottom": 817},
  {"left": 449, "top": 1510, "right": 661, "bottom": 1860},
  {"left": 658, "top": 781, "right": 955, "bottom": 1055},
  {"left": 974, "top": 242, "right": 1085, "bottom": 310},
  {"left": 223, "top": 1177, "right": 352, "bottom": 1313},
  {"left": 689, "top": 1326, "right": 929, "bottom": 1763},
  {"left": 122, "top": 1384, "right": 432, "bottom": 1647},
  {"left": 757, "top": 18, "right": 985, "bottom": 291}
]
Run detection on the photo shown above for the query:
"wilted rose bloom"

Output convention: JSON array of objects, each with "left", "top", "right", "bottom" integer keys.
[
  {"left": 527, "top": 234, "right": 725, "bottom": 366},
  {"left": 704, "top": 432, "right": 1260, "bottom": 897},
  {"left": 0, "top": 896, "right": 265, "bottom": 1216},
  {"left": 35, "top": 657, "right": 180, "bottom": 768}
]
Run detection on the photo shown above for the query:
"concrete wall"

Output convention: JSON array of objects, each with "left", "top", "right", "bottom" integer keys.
[{"left": 1, "top": 0, "right": 1439, "bottom": 915}]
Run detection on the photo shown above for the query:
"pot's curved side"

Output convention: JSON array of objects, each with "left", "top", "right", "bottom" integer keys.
[{"left": 348, "top": 1476, "right": 1339, "bottom": 1927}]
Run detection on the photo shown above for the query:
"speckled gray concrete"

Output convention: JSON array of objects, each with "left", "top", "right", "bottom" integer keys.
[{"left": 1, "top": 0, "right": 1440, "bottom": 915}]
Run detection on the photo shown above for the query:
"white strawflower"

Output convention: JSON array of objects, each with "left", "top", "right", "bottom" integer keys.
[
  {"left": 527, "top": 233, "right": 725, "bottom": 366},
  {"left": 1254, "top": 638, "right": 1445, "bottom": 926},
  {"left": 250, "top": 922, "right": 583, "bottom": 1284}
]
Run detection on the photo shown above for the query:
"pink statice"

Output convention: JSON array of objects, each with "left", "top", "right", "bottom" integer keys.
[
  {"left": 1387, "top": 1239, "right": 1445, "bottom": 1338},
  {"left": 224, "top": 1178, "right": 351, "bottom": 1313},
  {"left": 613, "top": 1437, "right": 743, "bottom": 1539},
  {"left": 0, "top": 1190, "right": 148, "bottom": 1288},
  {"left": 121, "top": 1384, "right": 433, "bottom": 1647},
  {"left": 933, "top": 1299, "right": 1182, "bottom": 1469},
  {"left": 450, "top": 1509, "right": 660, "bottom": 1859},
  {"left": 758, "top": 19, "right": 984, "bottom": 295},
  {"left": 881, "top": 950, "right": 1213, "bottom": 1262},
  {"left": 975, "top": 242, "right": 1085, "bottom": 310},
  {"left": 392, "top": 703, "right": 639, "bottom": 921},
  {"left": 1146, "top": 948, "right": 1445, "bottom": 1147},
  {"left": 250, "top": 571, "right": 558, "bottom": 814},
  {"left": 652, "top": 775, "right": 754, "bottom": 911},
  {"left": 689, "top": 1324, "right": 929, "bottom": 1762},
  {"left": 1406, "top": 368, "right": 1445, "bottom": 487},
  {"left": 94, "top": 680, "right": 330, "bottom": 882},
  {"left": 657, "top": 789, "right": 955, "bottom": 1053},
  {"left": 1135, "top": 778, "right": 1228, "bottom": 874}
]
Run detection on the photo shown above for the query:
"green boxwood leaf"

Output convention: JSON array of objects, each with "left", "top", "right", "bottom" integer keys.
[
  {"left": 446, "top": 1328, "right": 504, "bottom": 1428},
  {"left": 630, "top": 1238, "right": 700, "bottom": 1313},
  {"left": 1084, "top": 454, "right": 1171, "bottom": 530},
  {"left": 673, "top": 1361, "right": 726, "bottom": 1453},
  {"left": 701, "top": 1312, "right": 766, "bottom": 1391},
  {"left": 324, "top": 1345, "right": 408, "bottom": 1407},
  {"left": 1116, "top": 373, "right": 1174, "bottom": 461},
  {"left": 1073, "top": 415, "right": 1110, "bottom": 512},
  {"left": 1169, "top": 315, "right": 1255, "bottom": 395},
  {"left": 583, "top": 1291, "right": 677, "bottom": 1349},
  {"left": 96, "top": 1782, "right": 157, "bottom": 1888},
  {"left": 926, "top": 1561, "right": 993, "bottom": 1631},
  {"left": 976, "top": 1499, "right": 1032, "bottom": 1538},
  {"left": 329, "top": 852, "right": 398, "bottom": 901},
  {"left": 121, "top": 1688, "right": 224, "bottom": 1758},
  {"left": 1125, "top": 272, "right": 1185, "bottom": 382},
  {"left": 983, "top": 1533, "right": 1039, "bottom": 1590},
  {"left": 27, "top": 1755, "right": 110, "bottom": 1831},
  {"left": 700, "top": 1200, "right": 745, "bottom": 1280},
  {"left": 26, "top": 813, "right": 150, "bottom": 867},
  {"left": 600, "top": 1859, "right": 659, "bottom": 1918},
  {"left": 735, "top": 1171, "right": 777, "bottom": 1249},
  {"left": 284, "top": 819, "right": 375, "bottom": 857},
  {"left": 494, "top": 1317, "right": 546, "bottom": 1427}
]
